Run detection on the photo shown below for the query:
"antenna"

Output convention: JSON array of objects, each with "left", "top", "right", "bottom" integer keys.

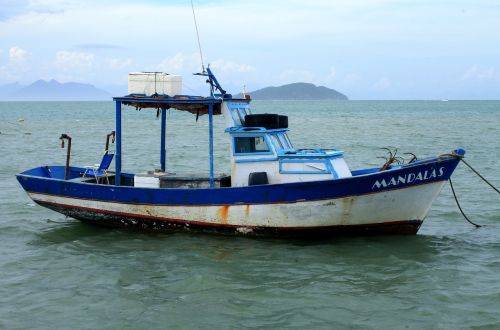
[{"left": 191, "top": 0, "right": 206, "bottom": 73}]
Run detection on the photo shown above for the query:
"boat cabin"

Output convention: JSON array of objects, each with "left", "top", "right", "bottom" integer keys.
[{"left": 220, "top": 101, "right": 351, "bottom": 187}]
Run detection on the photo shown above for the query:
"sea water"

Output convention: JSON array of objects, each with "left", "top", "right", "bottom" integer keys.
[{"left": 0, "top": 100, "right": 499, "bottom": 328}]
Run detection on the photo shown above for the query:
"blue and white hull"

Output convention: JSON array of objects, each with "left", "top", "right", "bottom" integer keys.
[
  {"left": 16, "top": 69, "right": 464, "bottom": 237},
  {"left": 17, "top": 154, "right": 460, "bottom": 237}
]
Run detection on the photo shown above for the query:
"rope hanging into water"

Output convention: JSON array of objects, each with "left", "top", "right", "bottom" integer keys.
[{"left": 449, "top": 178, "right": 482, "bottom": 228}]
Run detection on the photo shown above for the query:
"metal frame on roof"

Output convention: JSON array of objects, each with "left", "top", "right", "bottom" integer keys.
[
  {"left": 113, "top": 95, "right": 222, "bottom": 188},
  {"left": 112, "top": 67, "right": 242, "bottom": 188},
  {"left": 112, "top": 95, "right": 223, "bottom": 115}
]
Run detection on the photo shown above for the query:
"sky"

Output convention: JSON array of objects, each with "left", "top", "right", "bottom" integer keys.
[{"left": 0, "top": 0, "right": 499, "bottom": 99}]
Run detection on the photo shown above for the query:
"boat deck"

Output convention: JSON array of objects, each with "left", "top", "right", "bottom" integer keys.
[{"left": 23, "top": 165, "right": 234, "bottom": 188}]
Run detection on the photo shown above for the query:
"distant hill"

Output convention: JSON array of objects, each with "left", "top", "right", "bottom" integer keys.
[
  {"left": 0, "top": 82, "right": 24, "bottom": 98},
  {"left": 0, "top": 80, "right": 111, "bottom": 100},
  {"left": 235, "top": 82, "right": 348, "bottom": 100}
]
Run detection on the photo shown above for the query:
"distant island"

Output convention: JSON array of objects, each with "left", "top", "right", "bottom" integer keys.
[
  {"left": 235, "top": 82, "right": 348, "bottom": 100},
  {"left": 0, "top": 80, "right": 348, "bottom": 101},
  {"left": 0, "top": 80, "right": 111, "bottom": 101}
]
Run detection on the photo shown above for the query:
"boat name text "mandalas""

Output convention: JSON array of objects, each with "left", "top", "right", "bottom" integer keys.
[{"left": 372, "top": 167, "right": 445, "bottom": 189}]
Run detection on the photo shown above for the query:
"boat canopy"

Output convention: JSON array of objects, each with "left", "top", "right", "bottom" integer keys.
[
  {"left": 112, "top": 68, "right": 237, "bottom": 187},
  {"left": 113, "top": 95, "right": 223, "bottom": 116},
  {"left": 113, "top": 67, "right": 238, "bottom": 116},
  {"left": 112, "top": 93, "right": 227, "bottom": 187}
]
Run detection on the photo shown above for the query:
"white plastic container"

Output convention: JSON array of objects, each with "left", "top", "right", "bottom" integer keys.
[
  {"left": 134, "top": 173, "right": 160, "bottom": 188},
  {"left": 128, "top": 72, "right": 182, "bottom": 96}
]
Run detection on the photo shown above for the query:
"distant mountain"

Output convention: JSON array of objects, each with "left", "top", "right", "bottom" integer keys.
[
  {"left": 235, "top": 82, "right": 348, "bottom": 100},
  {"left": 0, "top": 80, "right": 111, "bottom": 100},
  {"left": 0, "top": 82, "right": 24, "bottom": 98}
]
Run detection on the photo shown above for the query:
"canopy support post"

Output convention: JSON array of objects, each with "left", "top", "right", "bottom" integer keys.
[
  {"left": 115, "top": 101, "right": 122, "bottom": 186},
  {"left": 160, "top": 108, "right": 166, "bottom": 172},
  {"left": 209, "top": 103, "right": 214, "bottom": 188}
]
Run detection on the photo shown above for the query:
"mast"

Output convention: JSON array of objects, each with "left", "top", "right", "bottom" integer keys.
[
  {"left": 160, "top": 108, "right": 167, "bottom": 172},
  {"left": 115, "top": 101, "right": 122, "bottom": 186}
]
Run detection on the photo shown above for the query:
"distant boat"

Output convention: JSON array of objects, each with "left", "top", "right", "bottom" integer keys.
[
  {"left": 16, "top": 68, "right": 464, "bottom": 237},
  {"left": 441, "top": 99, "right": 449, "bottom": 102}
]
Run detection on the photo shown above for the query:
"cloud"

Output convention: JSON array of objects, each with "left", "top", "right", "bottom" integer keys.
[
  {"left": 278, "top": 69, "right": 314, "bottom": 83},
  {"left": 0, "top": 0, "right": 69, "bottom": 21},
  {"left": 27, "top": 0, "right": 68, "bottom": 15},
  {"left": 210, "top": 59, "right": 255, "bottom": 74},
  {"left": 106, "top": 57, "right": 132, "bottom": 69},
  {"left": 55, "top": 50, "right": 94, "bottom": 70},
  {"left": 158, "top": 53, "right": 201, "bottom": 73},
  {"left": 9, "top": 46, "right": 27, "bottom": 63},
  {"left": 373, "top": 77, "right": 391, "bottom": 90},
  {"left": 0, "top": 0, "right": 29, "bottom": 21},
  {"left": 0, "top": 47, "right": 29, "bottom": 82},
  {"left": 2, "top": 1, "right": 500, "bottom": 98},
  {"left": 328, "top": 67, "right": 336, "bottom": 79},
  {"left": 322, "top": 66, "right": 337, "bottom": 84},
  {"left": 342, "top": 73, "right": 360, "bottom": 86},
  {"left": 462, "top": 65, "right": 500, "bottom": 81},
  {"left": 75, "top": 43, "right": 124, "bottom": 50}
]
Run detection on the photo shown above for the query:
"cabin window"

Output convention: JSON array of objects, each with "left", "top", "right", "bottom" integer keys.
[
  {"left": 282, "top": 133, "right": 293, "bottom": 148},
  {"left": 237, "top": 108, "right": 247, "bottom": 124},
  {"left": 271, "top": 135, "right": 283, "bottom": 150},
  {"left": 234, "top": 136, "right": 270, "bottom": 154},
  {"left": 231, "top": 108, "right": 243, "bottom": 126},
  {"left": 239, "top": 108, "right": 249, "bottom": 116},
  {"left": 229, "top": 106, "right": 251, "bottom": 126}
]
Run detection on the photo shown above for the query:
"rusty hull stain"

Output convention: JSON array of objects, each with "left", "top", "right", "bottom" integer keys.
[
  {"left": 245, "top": 205, "right": 250, "bottom": 217},
  {"left": 217, "top": 205, "right": 230, "bottom": 224}
]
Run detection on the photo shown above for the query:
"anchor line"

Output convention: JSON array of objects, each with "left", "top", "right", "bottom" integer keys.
[
  {"left": 460, "top": 159, "right": 500, "bottom": 194},
  {"left": 449, "top": 178, "right": 482, "bottom": 228},
  {"left": 442, "top": 152, "right": 500, "bottom": 227},
  {"left": 441, "top": 152, "right": 499, "bottom": 194}
]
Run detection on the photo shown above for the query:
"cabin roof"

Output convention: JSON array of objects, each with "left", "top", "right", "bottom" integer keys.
[{"left": 225, "top": 127, "right": 289, "bottom": 134}]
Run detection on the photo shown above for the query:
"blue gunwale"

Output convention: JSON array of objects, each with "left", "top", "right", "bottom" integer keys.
[{"left": 16, "top": 155, "right": 460, "bottom": 206}]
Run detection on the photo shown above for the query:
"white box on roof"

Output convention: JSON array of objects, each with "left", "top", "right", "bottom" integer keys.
[{"left": 128, "top": 72, "right": 182, "bottom": 96}]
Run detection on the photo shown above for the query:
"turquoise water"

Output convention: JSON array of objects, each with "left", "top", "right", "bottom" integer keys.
[{"left": 1, "top": 100, "right": 499, "bottom": 328}]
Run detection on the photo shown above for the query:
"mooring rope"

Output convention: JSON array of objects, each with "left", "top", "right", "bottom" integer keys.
[
  {"left": 460, "top": 159, "right": 500, "bottom": 194},
  {"left": 449, "top": 178, "right": 482, "bottom": 228},
  {"left": 444, "top": 154, "right": 499, "bottom": 228}
]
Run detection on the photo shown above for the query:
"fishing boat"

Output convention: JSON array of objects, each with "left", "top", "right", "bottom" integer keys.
[{"left": 17, "top": 68, "right": 464, "bottom": 237}]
